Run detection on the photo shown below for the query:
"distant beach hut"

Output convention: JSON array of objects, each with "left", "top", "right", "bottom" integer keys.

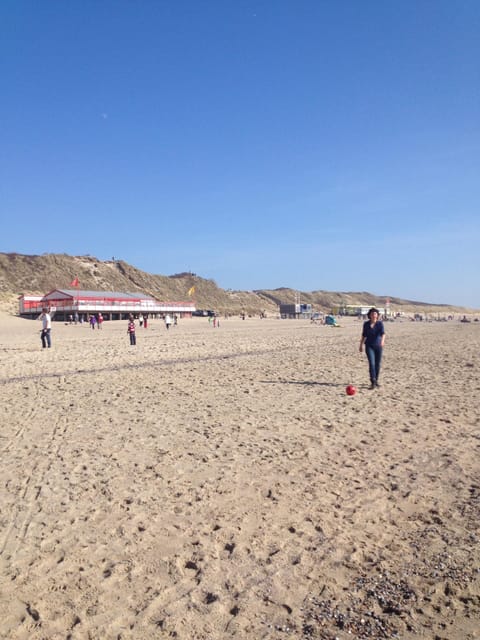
[{"left": 279, "top": 303, "right": 312, "bottom": 319}]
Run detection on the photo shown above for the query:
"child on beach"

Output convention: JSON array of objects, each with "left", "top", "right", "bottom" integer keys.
[{"left": 127, "top": 315, "right": 136, "bottom": 345}]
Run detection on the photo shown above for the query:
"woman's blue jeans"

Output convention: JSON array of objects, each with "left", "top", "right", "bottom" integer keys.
[{"left": 365, "top": 345, "right": 382, "bottom": 383}]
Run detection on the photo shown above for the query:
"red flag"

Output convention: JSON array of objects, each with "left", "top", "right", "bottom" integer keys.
[{"left": 70, "top": 277, "right": 79, "bottom": 287}]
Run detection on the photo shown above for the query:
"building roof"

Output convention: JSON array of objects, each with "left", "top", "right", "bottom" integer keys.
[{"left": 45, "top": 289, "right": 156, "bottom": 300}]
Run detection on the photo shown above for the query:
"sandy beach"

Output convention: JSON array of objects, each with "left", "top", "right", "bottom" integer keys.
[{"left": 0, "top": 314, "right": 479, "bottom": 639}]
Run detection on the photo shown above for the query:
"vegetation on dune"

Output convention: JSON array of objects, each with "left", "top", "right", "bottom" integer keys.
[{"left": 0, "top": 252, "right": 472, "bottom": 316}]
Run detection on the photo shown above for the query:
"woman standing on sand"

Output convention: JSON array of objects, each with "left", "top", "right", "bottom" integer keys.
[{"left": 359, "top": 307, "right": 385, "bottom": 389}]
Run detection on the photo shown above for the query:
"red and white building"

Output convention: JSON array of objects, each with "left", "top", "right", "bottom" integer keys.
[
  {"left": 18, "top": 295, "right": 44, "bottom": 314},
  {"left": 19, "top": 289, "right": 195, "bottom": 321}
]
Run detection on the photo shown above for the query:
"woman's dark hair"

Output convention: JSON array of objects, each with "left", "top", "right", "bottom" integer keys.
[{"left": 367, "top": 307, "right": 379, "bottom": 319}]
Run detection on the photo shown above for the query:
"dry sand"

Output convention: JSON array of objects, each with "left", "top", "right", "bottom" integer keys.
[{"left": 0, "top": 314, "right": 479, "bottom": 640}]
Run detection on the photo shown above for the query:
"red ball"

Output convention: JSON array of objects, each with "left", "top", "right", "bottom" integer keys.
[{"left": 346, "top": 385, "right": 356, "bottom": 396}]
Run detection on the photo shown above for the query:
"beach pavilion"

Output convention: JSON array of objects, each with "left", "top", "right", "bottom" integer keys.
[{"left": 19, "top": 289, "right": 195, "bottom": 321}]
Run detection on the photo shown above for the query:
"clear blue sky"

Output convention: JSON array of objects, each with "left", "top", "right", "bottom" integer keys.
[{"left": 1, "top": 1, "right": 479, "bottom": 306}]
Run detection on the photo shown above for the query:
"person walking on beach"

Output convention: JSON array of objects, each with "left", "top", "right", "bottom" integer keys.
[
  {"left": 89, "top": 314, "right": 97, "bottom": 330},
  {"left": 127, "top": 314, "right": 136, "bottom": 345},
  {"left": 97, "top": 313, "right": 104, "bottom": 329},
  {"left": 165, "top": 314, "right": 172, "bottom": 330},
  {"left": 359, "top": 307, "right": 385, "bottom": 389},
  {"left": 40, "top": 307, "right": 52, "bottom": 348}
]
